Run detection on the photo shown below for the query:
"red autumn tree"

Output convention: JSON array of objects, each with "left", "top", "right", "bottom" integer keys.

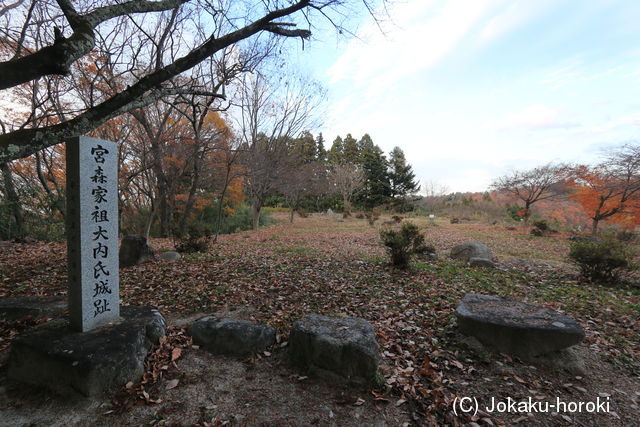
[
  {"left": 569, "top": 144, "right": 640, "bottom": 234},
  {"left": 490, "top": 163, "right": 568, "bottom": 222}
]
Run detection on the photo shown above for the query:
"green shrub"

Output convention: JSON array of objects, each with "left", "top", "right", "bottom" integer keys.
[
  {"left": 616, "top": 229, "right": 637, "bottom": 243},
  {"left": 218, "top": 204, "right": 272, "bottom": 234},
  {"left": 380, "top": 223, "right": 433, "bottom": 269},
  {"left": 176, "top": 236, "right": 209, "bottom": 253},
  {"left": 175, "top": 222, "right": 211, "bottom": 253},
  {"left": 568, "top": 239, "right": 636, "bottom": 284},
  {"left": 532, "top": 220, "right": 549, "bottom": 231},
  {"left": 365, "top": 209, "right": 380, "bottom": 226},
  {"left": 530, "top": 228, "right": 544, "bottom": 237}
]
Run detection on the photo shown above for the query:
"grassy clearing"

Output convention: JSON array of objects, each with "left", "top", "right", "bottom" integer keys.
[{"left": 1, "top": 213, "right": 639, "bottom": 425}]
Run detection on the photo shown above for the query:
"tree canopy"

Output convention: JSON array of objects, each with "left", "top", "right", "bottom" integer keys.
[{"left": 0, "top": 0, "right": 379, "bottom": 162}]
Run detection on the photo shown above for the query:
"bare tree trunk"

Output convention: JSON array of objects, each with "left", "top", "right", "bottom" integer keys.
[
  {"left": 177, "top": 168, "right": 199, "bottom": 237},
  {"left": 523, "top": 200, "right": 532, "bottom": 223},
  {"left": 1, "top": 162, "right": 25, "bottom": 238},
  {"left": 149, "top": 139, "right": 169, "bottom": 237},
  {"left": 591, "top": 218, "right": 600, "bottom": 235},
  {"left": 144, "top": 207, "right": 157, "bottom": 241},
  {"left": 289, "top": 206, "right": 294, "bottom": 223},
  {"left": 213, "top": 186, "right": 228, "bottom": 243},
  {"left": 35, "top": 151, "right": 65, "bottom": 219},
  {"left": 251, "top": 200, "right": 261, "bottom": 230},
  {"left": 213, "top": 166, "right": 233, "bottom": 243},
  {"left": 343, "top": 195, "right": 352, "bottom": 216}
]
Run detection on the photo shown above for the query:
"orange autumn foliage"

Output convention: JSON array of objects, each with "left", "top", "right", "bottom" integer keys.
[{"left": 569, "top": 165, "right": 640, "bottom": 232}]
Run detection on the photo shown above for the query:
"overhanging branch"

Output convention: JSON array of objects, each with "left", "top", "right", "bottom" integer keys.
[
  {"left": 0, "top": 0, "right": 313, "bottom": 162},
  {"left": 0, "top": 0, "right": 189, "bottom": 90}
]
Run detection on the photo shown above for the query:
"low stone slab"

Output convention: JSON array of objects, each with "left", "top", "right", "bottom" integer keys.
[
  {"left": 289, "top": 314, "right": 380, "bottom": 386},
  {"left": 7, "top": 306, "right": 166, "bottom": 396},
  {"left": 469, "top": 257, "right": 495, "bottom": 268},
  {"left": 119, "top": 235, "right": 154, "bottom": 268},
  {"left": 450, "top": 242, "right": 493, "bottom": 263},
  {"left": 0, "top": 296, "right": 67, "bottom": 321},
  {"left": 456, "top": 294, "right": 585, "bottom": 359},
  {"left": 159, "top": 251, "right": 181, "bottom": 261},
  {"left": 188, "top": 317, "right": 275, "bottom": 357}
]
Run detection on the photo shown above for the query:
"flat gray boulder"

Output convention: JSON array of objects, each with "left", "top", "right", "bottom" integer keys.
[
  {"left": 7, "top": 306, "right": 166, "bottom": 396},
  {"left": 119, "top": 235, "right": 154, "bottom": 267},
  {"left": 159, "top": 251, "right": 181, "bottom": 261},
  {"left": 456, "top": 294, "right": 585, "bottom": 359},
  {"left": 450, "top": 242, "right": 493, "bottom": 262},
  {"left": 289, "top": 314, "right": 380, "bottom": 386},
  {"left": 188, "top": 317, "right": 275, "bottom": 357},
  {"left": 469, "top": 257, "right": 495, "bottom": 268}
]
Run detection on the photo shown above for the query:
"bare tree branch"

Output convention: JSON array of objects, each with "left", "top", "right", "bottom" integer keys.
[{"left": 0, "top": 0, "right": 188, "bottom": 89}]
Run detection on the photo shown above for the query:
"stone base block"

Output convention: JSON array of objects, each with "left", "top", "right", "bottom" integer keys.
[
  {"left": 456, "top": 294, "right": 585, "bottom": 359},
  {"left": 7, "top": 306, "right": 166, "bottom": 397},
  {"left": 289, "top": 314, "right": 380, "bottom": 386},
  {"left": 188, "top": 317, "right": 275, "bottom": 357}
]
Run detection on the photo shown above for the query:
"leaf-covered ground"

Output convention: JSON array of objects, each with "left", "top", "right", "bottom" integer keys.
[{"left": 1, "top": 214, "right": 639, "bottom": 425}]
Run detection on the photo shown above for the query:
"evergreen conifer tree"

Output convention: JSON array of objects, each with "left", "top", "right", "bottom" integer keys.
[{"left": 388, "top": 146, "right": 420, "bottom": 198}]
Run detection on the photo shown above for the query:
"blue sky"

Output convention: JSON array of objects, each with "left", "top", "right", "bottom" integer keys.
[{"left": 287, "top": 0, "right": 640, "bottom": 192}]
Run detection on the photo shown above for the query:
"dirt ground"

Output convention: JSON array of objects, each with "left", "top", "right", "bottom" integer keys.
[{"left": 1, "top": 332, "right": 411, "bottom": 426}]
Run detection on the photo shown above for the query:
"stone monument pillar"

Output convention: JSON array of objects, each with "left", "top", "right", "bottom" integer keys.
[
  {"left": 6, "top": 136, "right": 166, "bottom": 397},
  {"left": 66, "top": 136, "right": 119, "bottom": 332}
]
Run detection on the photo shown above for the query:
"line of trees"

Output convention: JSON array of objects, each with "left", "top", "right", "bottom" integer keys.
[
  {"left": 260, "top": 132, "right": 421, "bottom": 219},
  {"left": 490, "top": 144, "right": 640, "bottom": 233},
  {"left": 0, "top": 0, "right": 403, "bottom": 241}
]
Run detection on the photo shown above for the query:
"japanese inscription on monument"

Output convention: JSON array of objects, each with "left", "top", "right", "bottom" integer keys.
[{"left": 66, "top": 136, "right": 119, "bottom": 332}]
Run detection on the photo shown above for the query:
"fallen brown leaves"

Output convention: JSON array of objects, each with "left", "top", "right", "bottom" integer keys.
[
  {"left": 108, "top": 326, "right": 191, "bottom": 414},
  {"left": 1, "top": 214, "right": 639, "bottom": 425}
]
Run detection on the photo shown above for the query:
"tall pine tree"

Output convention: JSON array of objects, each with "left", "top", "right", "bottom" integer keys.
[
  {"left": 357, "top": 134, "right": 391, "bottom": 208},
  {"left": 328, "top": 136, "right": 344, "bottom": 164},
  {"left": 315, "top": 133, "right": 326, "bottom": 162},
  {"left": 342, "top": 133, "right": 359, "bottom": 164},
  {"left": 388, "top": 146, "right": 420, "bottom": 198},
  {"left": 293, "top": 131, "right": 317, "bottom": 163}
]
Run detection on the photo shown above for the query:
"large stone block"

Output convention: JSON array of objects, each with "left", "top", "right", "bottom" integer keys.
[
  {"left": 188, "top": 317, "right": 275, "bottom": 357},
  {"left": 456, "top": 294, "right": 585, "bottom": 359},
  {"left": 119, "top": 235, "right": 154, "bottom": 267},
  {"left": 289, "top": 314, "right": 380, "bottom": 386},
  {"left": 450, "top": 242, "right": 493, "bottom": 262},
  {"left": 7, "top": 306, "right": 166, "bottom": 396}
]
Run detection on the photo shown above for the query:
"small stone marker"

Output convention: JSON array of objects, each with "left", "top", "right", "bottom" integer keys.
[{"left": 66, "top": 136, "right": 119, "bottom": 332}]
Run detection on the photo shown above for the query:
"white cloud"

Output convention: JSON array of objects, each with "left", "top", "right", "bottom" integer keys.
[
  {"left": 495, "top": 104, "right": 579, "bottom": 130},
  {"left": 313, "top": 0, "right": 640, "bottom": 193},
  {"left": 327, "top": 0, "right": 504, "bottom": 88},
  {"left": 477, "top": 0, "right": 553, "bottom": 44}
]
